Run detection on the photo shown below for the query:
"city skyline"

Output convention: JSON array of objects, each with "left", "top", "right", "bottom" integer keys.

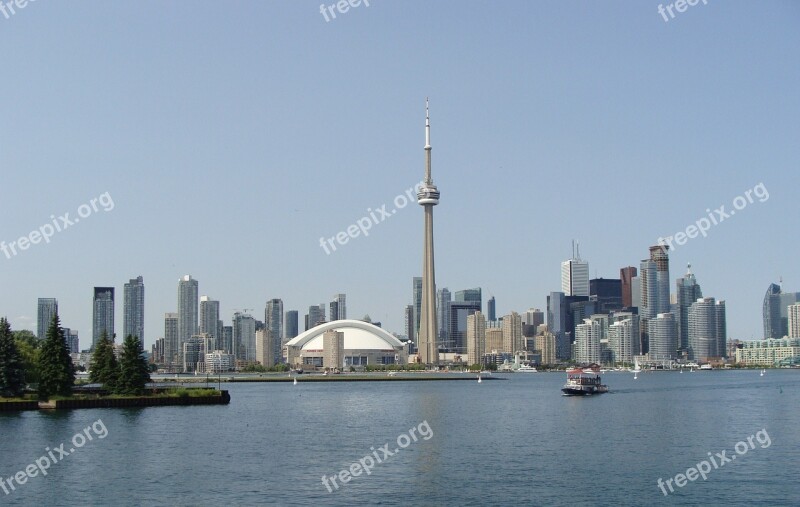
[{"left": 1, "top": 2, "right": 797, "bottom": 351}]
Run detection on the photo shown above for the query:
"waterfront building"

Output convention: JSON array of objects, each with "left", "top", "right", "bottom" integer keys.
[
  {"left": 177, "top": 275, "right": 198, "bottom": 363},
  {"left": 648, "top": 313, "right": 677, "bottom": 360},
  {"left": 205, "top": 350, "right": 235, "bottom": 372},
  {"left": 256, "top": 328, "right": 279, "bottom": 368},
  {"left": 735, "top": 338, "right": 800, "bottom": 366},
  {"left": 574, "top": 319, "right": 601, "bottom": 364},
  {"left": 502, "top": 312, "right": 523, "bottom": 354},
  {"left": 199, "top": 296, "right": 220, "bottom": 349},
  {"left": 466, "top": 311, "right": 486, "bottom": 365},
  {"left": 688, "top": 297, "right": 719, "bottom": 361},
  {"left": 286, "top": 320, "right": 407, "bottom": 369},
  {"left": 608, "top": 319, "right": 634, "bottom": 364},
  {"left": 676, "top": 265, "right": 703, "bottom": 352}
]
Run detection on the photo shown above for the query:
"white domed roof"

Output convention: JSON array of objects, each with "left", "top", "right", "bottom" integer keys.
[{"left": 286, "top": 320, "right": 403, "bottom": 351}]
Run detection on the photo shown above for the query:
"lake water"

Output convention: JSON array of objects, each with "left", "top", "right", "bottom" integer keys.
[{"left": 2, "top": 371, "right": 799, "bottom": 506}]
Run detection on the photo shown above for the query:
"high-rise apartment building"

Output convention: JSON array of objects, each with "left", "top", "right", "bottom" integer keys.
[
  {"left": 575, "top": 319, "right": 600, "bottom": 364},
  {"left": 609, "top": 319, "right": 634, "bottom": 364},
  {"left": 331, "top": 294, "right": 346, "bottom": 320},
  {"left": 92, "top": 287, "right": 115, "bottom": 350},
  {"left": 688, "top": 297, "right": 720, "bottom": 361},
  {"left": 788, "top": 303, "right": 800, "bottom": 339},
  {"left": 123, "top": 276, "right": 145, "bottom": 342},
  {"left": 466, "top": 311, "right": 486, "bottom": 366},
  {"left": 256, "top": 328, "right": 279, "bottom": 368},
  {"left": 676, "top": 265, "right": 703, "bottom": 352},
  {"left": 308, "top": 305, "right": 324, "bottom": 330},
  {"left": 437, "top": 288, "right": 451, "bottom": 344},
  {"left": 233, "top": 312, "right": 256, "bottom": 362},
  {"left": 502, "top": 312, "right": 523, "bottom": 354},
  {"left": 199, "top": 296, "right": 220, "bottom": 349},
  {"left": 648, "top": 313, "right": 677, "bottom": 360},
  {"left": 164, "top": 313, "right": 179, "bottom": 368},
  {"left": 177, "top": 275, "right": 198, "bottom": 362},
  {"left": 266, "top": 299, "right": 284, "bottom": 362},
  {"left": 37, "top": 298, "right": 58, "bottom": 340},
  {"left": 62, "top": 328, "right": 79, "bottom": 354}
]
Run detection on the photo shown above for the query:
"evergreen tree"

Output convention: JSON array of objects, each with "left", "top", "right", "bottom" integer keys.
[
  {"left": 89, "top": 331, "right": 118, "bottom": 390},
  {"left": 37, "top": 314, "right": 75, "bottom": 399},
  {"left": 116, "top": 335, "right": 151, "bottom": 395},
  {"left": 0, "top": 318, "right": 26, "bottom": 397}
]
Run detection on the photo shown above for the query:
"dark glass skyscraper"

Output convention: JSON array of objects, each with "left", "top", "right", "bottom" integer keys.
[
  {"left": 37, "top": 297, "right": 58, "bottom": 341},
  {"left": 92, "top": 287, "right": 115, "bottom": 350},
  {"left": 676, "top": 266, "right": 702, "bottom": 352},
  {"left": 487, "top": 296, "right": 496, "bottom": 322},
  {"left": 285, "top": 310, "right": 299, "bottom": 341},
  {"left": 123, "top": 276, "right": 145, "bottom": 343}
]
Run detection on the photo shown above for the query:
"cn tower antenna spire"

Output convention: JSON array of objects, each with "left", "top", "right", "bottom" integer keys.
[{"left": 424, "top": 97, "right": 432, "bottom": 184}]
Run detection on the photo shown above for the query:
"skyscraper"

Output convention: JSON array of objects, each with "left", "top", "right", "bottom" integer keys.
[
  {"left": 562, "top": 245, "right": 589, "bottom": 297},
  {"left": 92, "top": 287, "right": 115, "bottom": 350},
  {"left": 177, "top": 275, "right": 198, "bottom": 363},
  {"left": 501, "top": 312, "right": 523, "bottom": 354},
  {"left": 590, "top": 278, "right": 622, "bottom": 313},
  {"left": 487, "top": 296, "right": 496, "bottom": 322},
  {"left": 412, "top": 276, "right": 422, "bottom": 339},
  {"left": 285, "top": 310, "right": 299, "bottom": 341},
  {"left": 331, "top": 294, "right": 346, "bottom": 320},
  {"left": 523, "top": 308, "right": 545, "bottom": 328},
  {"left": 788, "top": 304, "right": 800, "bottom": 339},
  {"left": 256, "top": 329, "right": 279, "bottom": 368},
  {"left": 466, "top": 311, "right": 486, "bottom": 365},
  {"left": 266, "top": 299, "right": 284, "bottom": 362},
  {"left": 649, "top": 245, "right": 671, "bottom": 314},
  {"left": 648, "top": 313, "right": 677, "bottom": 360},
  {"left": 404, "top": 304, "right": 415, "bottom": 350},
  {"left": 164, "top": 313, "right": 179, "bottom": 368},
  {"left": 762, "top": 283, "right": 800, "bottom": 339},
  {"left": 62, "top": 328, "right": 79, "bottom": 354},
  {"left": 455, "top": 288, "right": 482, "bottom": 309},
  {"left": 308, "top": 305, "right": 324, "bottom": 329},
  {"left": 575, "top": 319, "right": 600, "bottom": 364},
  {"left": 437, "top": 288, "right": 451, "bottom": 344},
  {"left": 609, "top": 319, "right": 634, "bottom": 364},
  {"left": 676, "top": 265, "right": 703, "bottom": 352},
  {"left": 448, "top": 301, "right": 480, "bottom": 353},
  {"left": 416, "top": 99, "right": 441, "bottom": 365},
  {"left": 620, "top": 266, "right": 638, "bottom": 308},
  {"left": 688, "top": 297, "right": 719, "bottom": 361},
  {"left": 37, "top": 298, "right": 58, "bottom": 340},
  {"left": 200, "top": 296, "right": 220, "bottom": 349},
  {"left": 547, "top": 291, "right": 570, "bottom": 360},
  {"left": 123, "top": 276, "right": 145, "bottom": 343},
  {"left": 233, "top": 312, "right": 256, "bottom": 361},
  {"left": 715, "top": 300, "right": 727, "bottom": 358}
]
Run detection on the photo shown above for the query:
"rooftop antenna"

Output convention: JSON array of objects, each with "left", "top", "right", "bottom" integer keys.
[{"left": 576, "top": 241, "right": 581, "bottom": 261}]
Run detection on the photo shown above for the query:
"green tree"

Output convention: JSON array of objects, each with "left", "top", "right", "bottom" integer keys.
[
  {"left": 89, "top": 331, "right": 118, "bottom": 390},
  {"left": 116, "top": 335, "right": 151, "bottom": 395},
  {"left": 0, "top": 318, "right": 26, "bottom": 397},
  {"left": 12, "top": 330, "right": 39, "bottom": 348},
  {"left": 37, "top": 314, "right": 75, "bottom": 399}
]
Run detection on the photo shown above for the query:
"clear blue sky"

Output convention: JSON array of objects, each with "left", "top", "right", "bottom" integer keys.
[{"left": 1, "top": 1, "right": 798, "bottom": 349}]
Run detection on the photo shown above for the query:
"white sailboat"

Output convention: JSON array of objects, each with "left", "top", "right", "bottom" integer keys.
[
  {"left": 293, "top": 377, "right": 298, "bottom": 385},
  {"left": 633, "top": 358, "right": 642, "bottom": 379},
  {"left": 477, "top": 375, "right": 482, "bottom": 384}
]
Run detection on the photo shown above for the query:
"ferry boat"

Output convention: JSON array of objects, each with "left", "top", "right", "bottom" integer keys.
[
  {"left": 561, "top": 367, "right": 609, "bottom": 396},
  {"left": 516, "top": 364, "right": 538, "bottom": 373}
]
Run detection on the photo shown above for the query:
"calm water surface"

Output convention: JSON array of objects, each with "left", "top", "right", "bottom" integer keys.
[{"left": 1, "top": 371, "right": 799, "bottom": 506}]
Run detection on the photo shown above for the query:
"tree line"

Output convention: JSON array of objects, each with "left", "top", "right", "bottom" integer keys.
[{"left": 0, "top": 314, "right": 151, "bottom": 399}]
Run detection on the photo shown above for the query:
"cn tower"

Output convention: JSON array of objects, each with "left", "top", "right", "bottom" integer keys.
[{"left": 417, "top": 99, "right": 440, "bottom": 366}]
